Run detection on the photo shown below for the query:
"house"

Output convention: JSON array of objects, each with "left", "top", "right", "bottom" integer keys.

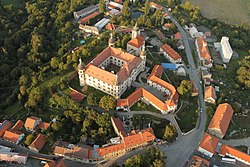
[
  {"left": 204, "top": 86, "right": 217, "bottom": 104},
  {"left": 106, "top": 23, "right": 116, "bottom": 30},
  {"left": 24, "top": 116, "right": 41, "bottom": 131},
  {"left": 44, "top": 159, "right": 67, "bottom": 167},
  {"left": 0, "top": 120, "right": 11, "bottom": 137},
  {"left": 0, "top": 152, "right": 28, "bottom": 164},
  {"left": 197, "top": 133, "right": 219, "bottom": 158},
  {"left": 176, "top": 41, "right": 185, "bottom": 50},
  {"left": 207, "top": 103, "right": 234, "bottom": 139},
  {"left": 160, "top": 44, "right": 182, "bottom": 63},
  {"left": 34, "top": 122, "right": 50, "bottom": 131},
  {"left": 174, "top": 32, "right": 182, "bottom": 40},
  {"left": 219, "top": 144, "right": 250, "bottom": 165},
  {"left": 94, "top": 18, "right": 110, "bottom": 32},
  {"left": 73, "top": 5, "right": 99, "bottom": 19},
  {"left": 163, "top": 13, "right": 170, "bottom": 19},
  {"left": 28, "top": 133, "right": 46, "bottom": 152},
  {"left": 11, "top": 120, "right": 24, "bottom": 131},
  {"left": 3, "top": 130, "right": 25, "bottom": 144},
  {"left": 69, "top": 90, "right": 86, "bottom": 102},
  {"left": 111, "top": 117, "right": 127, "bottom": 137},
  {"left": 162, "top": 23, "right": 171, "bottom": 31},
  {"left": 78, "top": 11, "right": 100, "bottom": 24},
  {"left": 108, "top": 1, "right": 123, "bottom": 10},
  {"left": 189, "top": 26, "right": 199, "bottom": 38},
  {"left": 127, "top": 23, "right": 145, "bottom": 56},
  {"left": 79, "top": 25, "right": 99, "bottom": 35},
  {"left": 195, "top": 36, "right": 213, "bottom": 68},
  {"left": 190, "top": 155, "right": 210, "bottom": 167},
  {"left": 78, "top": 45, "right": 146, "bottom": 99},
  {"left": 150, "top": 2, "right": 163, "bottom": 10}
]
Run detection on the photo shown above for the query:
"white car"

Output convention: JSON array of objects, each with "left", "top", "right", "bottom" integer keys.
[{"left": 200, "top": 108, "right": 203, "bottom": 112}]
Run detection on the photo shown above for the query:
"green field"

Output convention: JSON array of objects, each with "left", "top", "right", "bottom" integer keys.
[
  {"left": 187, "top": 0, "right": 250, "bottom": 27},
  {"left": 2, "top": 0, "right": 24, "bottom": 9}
]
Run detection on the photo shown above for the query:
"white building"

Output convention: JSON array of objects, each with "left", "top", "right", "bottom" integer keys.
[
  {"left": 160, "top": 44, "right": 182, "bottom": 63},
  {"left": 94, "top": 18, "right": 110, "bottom": 32},
  {"left": 189, "top": 26, "right": 199, "bottom": 38},
  {"left": 73, "top": 5, "right": 99, "bottom": 19},
  {"left": 79, "top": 25, "right": 99, "bottom": 35},
  {"left": 219, "top": 37, "right": 233, "bottom": 63},
  {"left": 0, "top": 152, "right": 28, "bottom": 164}
]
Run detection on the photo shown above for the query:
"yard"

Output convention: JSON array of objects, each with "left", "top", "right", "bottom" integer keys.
[{"left": 130, "top": 101, "right": 161, "bottom": 113}]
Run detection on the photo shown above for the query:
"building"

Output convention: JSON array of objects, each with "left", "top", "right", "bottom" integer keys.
[
  {"left": 78, "top": 11, "right": 100, "bottom": 24},
  {"left": 44, "top": 159, "right": 67, "bottom": 167},
  {"left": 108, "top": 1, "right": 123, "bottom": 10},
  {"left": 189, "top": 26, "right": 199, "bottom": 38},
  {"left": 28, "top": 133, "right": 46, "bottom": 152},
  {"left": 111, "top": 117, "right": 127, "bottom": 137},
  {"left": 0, "top": 120, "right": 11, "bottom": 137},
  {"left": 127, "top": 23, "right": 145, "bottom": 56},
  {"left": 190, "top": 155, "right": 210, "bottom": 167},
  {"left": 207, "top": 103, "right": 234, "bottom": 139},
  {"left": 69, "top": 90, "right": 86, "bottom": 102},
  {"left": 195, "top": 36, "right": 212, "bottom": 68},
  {"left": 219, "top": 144, "right": 250, "bottom": 165},
  {"left": 204, "top": 86, "right": 217, "bottom": 104},
  {"left": 174, "top": 32, "right": 182, "bottom": 40},
  {"left": 162, "top": 23, "right": 171, "bottom": 30},
  {"left": 79, "top": 24, "right": 99, "bottom": 35},
  {"left": 106, "top": 23, "right": 116, "bottom": 30},
  {"left": 160, "top": 44, "right": 182, "bottom": 63},
  {"left": 78, "top": 46, "right": 146, "bottom": 99},
  {"left": 73, "top": 5, "right": 99, "bottom": 19},
  {"left": 0, "top": 152, "right": 28, "bottom": 164},
  {"left": 3, "top": 130, "right": 25, "bottom": 144},
  {"left": 94, "top": 18, "right": 110, "bottom": 32},
  {"left": 198, "top": 133, "right": 219, "bottom": 158},
  {"left": 150, "top": 2, "right": 163, "bottom": 10},
  {"left": 24, "top": 116, "right": 42, "bottom": 131},
  {"left": 215, "top": 37, "right": 233, "bottom": 63},
  {"left": 11, "top": 120, "right": 24, "bottom": 131}
]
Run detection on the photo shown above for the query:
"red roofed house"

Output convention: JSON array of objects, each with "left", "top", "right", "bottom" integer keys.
[
  {"left": 44, "top": 159, "right": 67, "bottom": 167},
  {"left": 204, "top": 85, "right": 217, "bottom": 104},
  {"left": 106, "top": 23, "right": 116, "bottom": 30},
  {"left": 195, "top": 36, "right": 213, "bottom": 68},
  {"left": 174, "top": 32, "right": 182, "bottom": 40},
  {"left": 24, "top": 116, "right": 42, "bottom": 131},
  {"left": 208, "top": 103, "right": 234, "bottom": 139},
  {"left": 3, "top": 130, "right": 25, "bottom": 144},
  {"left": 150, "top": 2, "right": 163, "bottom": 10},
  {"left": 111, "top": 117, "right": 127, "bottom": 137},
  {"left": 160, "top": 44, "right": 182, "bottom": 63},
  {"left": 0, "top": 120, "right": 11, "bottom": 137},
  {"left": 28, "top": 133, "right": 46, "bottom": 152},
  {"left": 127, "top": 23, "right": 145, "bottom": 56},
  {"left": 190, "top": 155, "right": 210, "bottom": 167},
  {"left": 162, "top": 23, "right": 171, "bottom": 31},
  {"left": 11, "top": 120, "right": 24, "bottom": 131},
  {"left": 219, "top": 144, "right": 250, "bottom": 165},
  {"left": 69, "top": 90, "right": 86, "bottom": 102},
  {"left": 198, "top": 133, "right": 219, "bottom": 158}
]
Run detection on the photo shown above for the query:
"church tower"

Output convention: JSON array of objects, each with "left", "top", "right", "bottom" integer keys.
[
  {"left": 78, "top": 58, "right": 85, "bottom": 86},
  {"left": 140, "top": 45, "right": 146, "bottom": 70},
  {"left": 132, "top": 23, "right": 140, "bottom": 39},
  {"left": 108, "top": 33, "right": 115, "bottom": 47}
]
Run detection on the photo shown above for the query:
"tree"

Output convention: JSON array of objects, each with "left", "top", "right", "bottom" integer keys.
[
  {"left": 236, "top": 57, "right": 250, "bottom": 88},
  {"left": 50, "top": 57, "right": 59, "bottom": 69},
  {"left": 122, "top": 1, "right": 130, "bottom": 18},
  {"left": 177, "top": 80, "right": 193, "bottom": 97},
  {"left": 144, "top": 0, "right": 150, "bottom": 16},
  {"left": 24, "top": 133, "right": 36, "bottom": 146},
  {"left": 99, "top": 95, "right": 116, "bottom": 110},
  {"left": 26, "top": 87, "right": 43, "bottom": 108},
  {"left": 99, "top": 0, "right": 106, "bottom": 13},
  {"left": 51, "top": 121, "right": 63, "bottom": 131},
  {"left": 19, "top": 75, "right": 29, "bottom": 86},
  {"left": 163, "top": 124, "right": 177, "bottom": 142}
]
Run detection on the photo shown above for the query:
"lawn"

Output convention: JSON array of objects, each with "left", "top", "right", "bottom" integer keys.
[
  {"left": 2, "top": 0, "right": 24, "bottom": 9},
  {"left": 2, "top": 102, "right": 22, "bottom": 119},
  {"left": 130, "top": 101, "right": 161, "bottom": 113},
  {"left": 187, "top": 0, "right": 250, "bottom": 27},
  {"left": 176, "top": 97, "right": 199, "bottom": 133}
]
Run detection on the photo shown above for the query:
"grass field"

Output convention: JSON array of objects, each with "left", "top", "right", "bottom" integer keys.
[{"left": 187, "top": 0, "right": 250, "bottom": 27}]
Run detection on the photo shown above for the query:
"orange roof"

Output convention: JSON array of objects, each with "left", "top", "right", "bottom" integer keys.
[
  {"left": 44, "top": 159, "right": 67, "bottom": 167},
  {"left": 208, "top": 103, "right": 234, "bottom": 137},
  {"left": 3, "top": 130, "right": 23, "bottom": 143},
  {"left": 29, "top": 133, "right": 46, "bottom": 151},
  {"left": 149, "top": 65, "right": 163, "bottom": 78},
  {"left": 69, "top": 90, "right": 86, "bottom": 102},
  {"left": 127, "top": 35, "right": 145, "bottom": 48},
  {"left": 160, "top": 44, "right": 182, "bottom": 61},
  {"left": 106, "top": 23, "right": 116, "bottom": 30},
  {"left": 191, "top": 155, "right": 210, "bottom": 167},
  {"left": 0, "top": 120, "right": 11, "bottom": 137},
  {"left": 196, "top": 36, "right": 211, "bottom": 60},
  {"left": 205, "top": 86, "right": 217, "bottom": 101},
  {"left": 79, "top": 11, "right": 99, "bottom": 24},
  {"left": 199, "top": 133, "right": 219, "bottom": 154},
  {"left": 174, "top": 32, "right": 182, "bottom": 40},
  {"left": 150, "top": 2, "right": 163, "bottom": 10},
  {"left": 111, "top": 117, "right": 127, "bottom": 137},
  {"left": 85, "top": 47, "right": 142, "bottom": 85},
  {"left": 219, "top": 144, "right": 250, "bottom": 163},
  {"left": 34, "top": 122, "right": 50, "bottom": 131},
  {"left": 11, "top": 120, "right": 24, "bottom": 131},
  {"left": 24, "top": 116, "right": 41, "bottom": 130},
  {"left": 98, "top": 142, "right": 125, "bottom": 157}
]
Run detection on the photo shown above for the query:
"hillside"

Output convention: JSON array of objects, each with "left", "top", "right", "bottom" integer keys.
[{"left": 185, "top": 0, "right": 250, "bottom": 27}]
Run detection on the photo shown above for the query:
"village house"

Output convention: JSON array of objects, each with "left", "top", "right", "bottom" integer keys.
[
  {"left": 160, "top": 44, "right": 182, "bottom": 63},
  {"left": 3, "top": 130, "right": 25, "bottom": 144},
  {"left": 0, "top": 120, "right": 11, "bottom": 137},
  {"left": 78, "top": 11, "right": 99, "bottom": 24},
  {"left": 149, "top": 2, "right": 163, "bottom": 10},
  {"left": 207, "top": 103, "right": 234, "bottom": 139},
  {"left": 0, "top": 152, "right": 28, "bottom": 164},
  {"left": 204, "top": 86, "right": 217, "bottom": 104},
  {"left": 197, "top": 133, "right": 219, "bottom": 158},
  {"left": 79, "top": 24, "right": 99, "bottom": 35},
  {"left": 44, "top": 159, "right": 67, "bottom": 167},
  {"left": 190, "top": 155, "right": 210, "bottom": 167},
  {"left": 24, "top": 116, "right": 41, "bottom": 131},
  {"left": 28, "top": 133, "right": 46, "bottom": 152},
  {"left": 73, "top": 5, "right": 99, "bottom": 19}
]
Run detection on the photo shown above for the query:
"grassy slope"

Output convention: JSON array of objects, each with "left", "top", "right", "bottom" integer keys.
[{"left": 187, "top": 0, "right": 250, "bottom": 27}]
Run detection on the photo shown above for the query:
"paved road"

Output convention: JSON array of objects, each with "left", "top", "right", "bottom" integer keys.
[{"left": 221, "top": 137, "right": 250, "bottom": 147}]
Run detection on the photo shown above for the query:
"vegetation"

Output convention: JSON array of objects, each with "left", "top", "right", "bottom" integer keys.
[
  {"left": 24, "top": 133, "right": 36, "bottom": 146},
  {"left": 235, "top": 145, "right": 248, "bottom": 154},
  {"left": 236, "top": 56, "right": 250, "bottom": 88},
  {"left": 163, "top": 124, "right": 178, "bottom": 142},
  {"left": 177, "top": 80, "right": 193, "bottom": 97},
  {"left": 130, "top": 101, "right": 160, "bottom": 113},
  {"left": 99, "top": 95, "right": 116, "bottom": 111},
  {"left": 124, "top": 146, "right": 166, "bottom": 167}
]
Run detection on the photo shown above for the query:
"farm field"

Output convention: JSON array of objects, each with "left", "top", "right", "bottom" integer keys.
[{"left": 186, "top": 0, "right": 250, "bottom": 27}]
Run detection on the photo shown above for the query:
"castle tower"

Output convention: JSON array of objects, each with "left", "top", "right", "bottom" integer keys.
[
  {"left": 78, "top": 58, "right": 85, "bottom": 86},
  {"left": 108, "top": 33, "right": 115, "bottom": 47},
  {"left": 132, "top": 23, "right": 140, "bottom": 39},
  {"left": 140, "top": 45, "right": 146, "bottom": 70}
]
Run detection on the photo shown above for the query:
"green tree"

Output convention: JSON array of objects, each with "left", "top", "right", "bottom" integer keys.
[
  {"left": 122, "top": 1, "right": 130, "bottom": 18},
  {"left": 99, "top": 0, "right": 106, "bottom": 13},
  {"left": 163, "top": 124, "right": 177, "bottom": 142},
  {"left": 99, "top": 95, "right": 116, "bottom": 110},
  {"left": 26, "top": 87, "right": 43, "bottom": 108},
  {"left": 24, "top": 133, "right": 36, "bottom": 146},
  {"left": 177, "top": 80, "right": 193, "bottom": 97},
  {"left": 50, "top": 57, "right": 59, "bottom": 69},
  {"left": 87, "top": 93, "right": 98, "bottom": 106},
  {"left": 144, "top": 0, "right": 150, "bottom": 16}
]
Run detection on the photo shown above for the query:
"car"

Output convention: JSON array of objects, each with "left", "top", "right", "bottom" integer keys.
[{"left": 200, "top": 108, "right": 203, "bottom": 112}]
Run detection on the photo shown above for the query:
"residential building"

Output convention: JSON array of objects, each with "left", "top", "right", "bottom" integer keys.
[
  {"left": 3, "top": 130, "right": 25, "bottom": 144},
  {"left": 163, "top": 13, "right": 170, "bottom": 19},
  {"left": 160, "top": 44, "right": 182, "bottom": 63},
  {"left": 69, "top": 90, "right": 86, "bottom": 102},
  {"left": 34, "top": 122, "right": 50, "bottom": 131},
  {"left": 24, "top": 116, "right": 41, "bottom": 131},
  {"left": 198, "top": 133, "right": 219, "bottom": 158},
  {"left": 174, "top": 32, "right": 182, "bottom": 40},
  {"left": 162, "top": 23, "right": 171, "bottom": 30},
  {"left": 108, "top": 1, "right": 123, "bottom": 10},
  {"left": 106, "top": 23, "right": 116, "bottom": 30},
  {"left": 78, "top": 11, "right": 100, "bottom": 24},
  {"left": 0, "top": 120, "right": 11, "bottom": 137},
  {"left": 44, "top": 159, "right": 67, "bottom": 167},
  {"left": 73, "top": 5, "right": 99, "bottom": 19},
  {"left": 28, "top": 133, "right": 46, "bottom": 152},
  {"left": 204, "top": 86, "right": 217, "bottom": 104},
  {"left": 150, "top": 2, "right": 163, "bottom": 10},
  {"left": 127, "top": 23, "right": 145, "bottom": 56},
  {"left": 207, "top": 103, "right": 234, "bottom": 139},
  {"left": 0, "top": 152, "right": 28, "bottom": 164},
  {"left": 0, "top": 145, "right": 12, "bottom": 152},
  {"left": 11, "top": 120, "right": 24, "bottom": 131},
  {"left": 220, "top": 37, "right": 233, "bottom": 63},
  {"left": 111, "top": 117, "right": 127, "bottom": 137},
  {"left": 79, "top": 24, "right": 99, "bottom": 35},
  {"left": 219, "top": 144, "right": 250, "bottom": 165},
  {"left": 190, "top": 155, "right": 210, "bottom": 167},
  {"left": 78, "top": 46, "right": 146, "bottom": 99},
  {"left": 195, "top": 36, "right": 213, "bottom": 68},
  {"left": 189, "top": 26, "right": 199, "bottom": 38}
]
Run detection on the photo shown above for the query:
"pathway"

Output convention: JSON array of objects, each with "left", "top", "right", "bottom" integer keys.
[{"left": 221, "top": 137, "right": 250, "bottom": 147}]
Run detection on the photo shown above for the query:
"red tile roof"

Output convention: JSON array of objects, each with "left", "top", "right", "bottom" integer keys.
[
  {"left": 106, "top": 23, "right": 116, "bottom": 30},
  {"left": 160, "top": 44, "right": 182, "bottom": 61},
  {"left": 11, "top": 120, "right": 24, "bottom": 131},
  {"left": 208, "top": 103, "right": 234, "bottom": 137},
  {"left": 163, "top": 23, "right": 171, "bottom": 29},
  {"left": 44, "top": 159, "right": 67, "bottom": 167},
  {"left": 199, "top": 133, "right": 219, "bottom": 154},
  {"left": 174, "top": 32, "right": 182, "bottom": 40},
  {"left": 220, "top": 144, "right": 250, "bottom": 164},
  {"left": 29, "top": 133, "right": 46, "bottom": 151},
  {"left": 69, "top": 90, "right": 86, "bottom": 102},
  {"left": 3, "top": 130, "right": 23, "bottom": 143},
  {"left": 24, "top": 116, "right": 41, "bottom": 130},
  {"left": 150, "top": 2, "right": 163, "bottom": 10},
  {"left": 191, "top": 155, "right": 210, "bottom": 167},
  {"left": 111, "top": 117, "right": 127, "bottom": 137},
  {"left": 34, "top": 122, "right": 50, "bottom": 131},
  {"left": 196, "top": 36, "right": 211, "bottom": 60},
  {"left": 0, "top": 120, "right": 11, "bottom": 137},
  {"left": 78, "top": 12, "right": 100, "bottom": 24},
  {"left": 127, "top": 35, "right": 145, "bottom": 48},
  {"left": 205, "top": 86, "right": 217, "bottom": 101}
]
